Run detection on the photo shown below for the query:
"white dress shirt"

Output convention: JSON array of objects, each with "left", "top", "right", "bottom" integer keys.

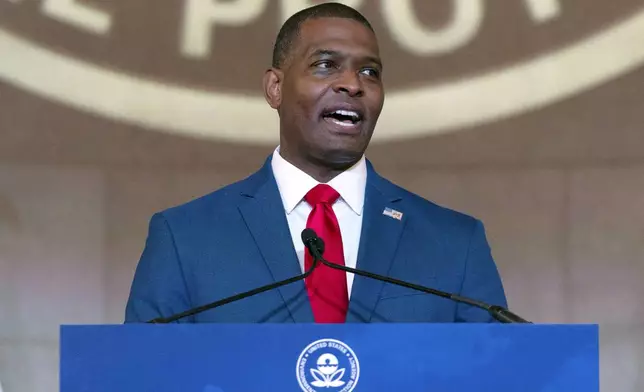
[{"left": 271, "top": 146, "right": 366, "bottom": 298}]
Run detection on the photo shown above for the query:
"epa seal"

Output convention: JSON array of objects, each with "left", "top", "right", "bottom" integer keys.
[{"left": 296, "top": 339, "right": 359, "bottom": 392}]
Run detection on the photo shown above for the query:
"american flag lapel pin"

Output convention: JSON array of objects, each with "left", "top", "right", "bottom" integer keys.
[{"left": 383, "top": 207, "right": 403, "bottom": 221}]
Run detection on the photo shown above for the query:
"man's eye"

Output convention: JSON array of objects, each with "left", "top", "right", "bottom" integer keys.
[
  {"left": 314, "top": 60, "right": 334, "bottom": 68},
  {"left": 361, "top": 68, "right": 380, "bottom": 78}
]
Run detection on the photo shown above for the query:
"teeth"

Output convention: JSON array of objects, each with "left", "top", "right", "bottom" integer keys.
[
  {"left": 329, "top": 118, "right": 357, "bottom": 127},
  {"left": 332, "top": 109, "right": 360, "bottom": 120}
]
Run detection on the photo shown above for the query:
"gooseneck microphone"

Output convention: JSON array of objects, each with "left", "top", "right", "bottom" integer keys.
[
  {"left": 146, "top": 229, "right": 529, "bottom": 324},
  {"left": 146, "top": 256, "right": 320, "bottom": 323},
  {"left": 301, "top": 228, "right": 530, "bottom": 324}
]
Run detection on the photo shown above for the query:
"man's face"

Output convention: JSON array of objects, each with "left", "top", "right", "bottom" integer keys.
[{"left": 267, "top": 17, "right": 385, "bottom": 168}]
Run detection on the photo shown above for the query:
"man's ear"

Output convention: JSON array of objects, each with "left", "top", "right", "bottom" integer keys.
[{"left": 263, "top": 68, "right": 283, "bottom": 109}]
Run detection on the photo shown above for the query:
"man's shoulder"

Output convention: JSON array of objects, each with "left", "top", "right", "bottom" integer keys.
[
  {"left": 375, "top": 174, "right": 480, "bottom": 230},
  {"left": 155, "top": 168, "right": 264, "bottom": 223}
]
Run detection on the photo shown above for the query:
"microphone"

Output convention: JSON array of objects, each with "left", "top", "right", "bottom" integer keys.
[
  {"left": 301, "top": 228, "right": 530, "bottom": 324},
  {"left": 146, "top": 254, "right": 320, "bottom": 323}
]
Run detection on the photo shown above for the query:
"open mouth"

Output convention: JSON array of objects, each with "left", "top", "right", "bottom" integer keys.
[{"left": 322, "top": 109, "right": 363, "bottom": 128}]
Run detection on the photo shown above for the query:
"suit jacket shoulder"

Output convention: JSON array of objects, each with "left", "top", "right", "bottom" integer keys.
[
  {"left": 368, "top": 167, "right": 482, "bottom": 235},
  {"left": 365, "top": 164, "right": 508, "bottom": 322},
  {"left": 157, "top": 162, "right": 272, "bottom": 226}
]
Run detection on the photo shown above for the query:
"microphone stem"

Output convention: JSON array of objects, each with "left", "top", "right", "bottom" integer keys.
[
  {"left": 310, "top": 247, "right": 529, "bottom": 324},
  {"left": 147, "top": 258, "right": 319, "bottom": 324}
]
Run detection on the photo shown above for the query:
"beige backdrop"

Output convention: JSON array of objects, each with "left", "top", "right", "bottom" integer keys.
[{"left": 1, "top": 0, "right": 644, "bottom": 391}]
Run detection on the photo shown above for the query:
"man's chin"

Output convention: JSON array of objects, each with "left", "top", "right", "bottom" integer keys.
[{"left": 314, "top": 145, "right": 366, "bottom": 168}]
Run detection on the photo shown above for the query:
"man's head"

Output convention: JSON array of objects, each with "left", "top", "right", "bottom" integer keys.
[{"left": 263, "top": 3, "right": 385, "bottom": 179}]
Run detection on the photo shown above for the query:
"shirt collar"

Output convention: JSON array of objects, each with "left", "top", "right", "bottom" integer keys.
[{"left": 271, "top": 146, "right": 367, "bottom": 215}]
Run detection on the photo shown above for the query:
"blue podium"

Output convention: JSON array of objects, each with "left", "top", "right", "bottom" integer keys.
[{"left": 60, "top": 323, "right": 598, "bottom": 392}]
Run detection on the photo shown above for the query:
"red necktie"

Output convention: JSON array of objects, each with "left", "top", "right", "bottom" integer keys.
[{"left": 304, "top": 184, "right": 349, "bottom": 323}]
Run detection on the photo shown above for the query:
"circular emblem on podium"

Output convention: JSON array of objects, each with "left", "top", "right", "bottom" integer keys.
[{"left": 296, "top": 338, "right": 359, "bottom": 392}]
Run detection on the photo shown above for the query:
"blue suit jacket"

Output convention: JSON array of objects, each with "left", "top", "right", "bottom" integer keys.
[{"left": 125, "top": 157, "right": 507, "bottom": 323}]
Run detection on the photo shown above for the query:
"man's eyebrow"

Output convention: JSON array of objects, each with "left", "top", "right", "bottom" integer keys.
[
  {"left": 308, "top": 49, "right": 383, "bottom": 68},
  {"left": 308, "top": 49, "right": 341, "bottom": 59}
]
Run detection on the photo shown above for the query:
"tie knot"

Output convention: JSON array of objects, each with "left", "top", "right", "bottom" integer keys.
[{"left": 305, "top": 184, "right": 340, "bottom": 206}]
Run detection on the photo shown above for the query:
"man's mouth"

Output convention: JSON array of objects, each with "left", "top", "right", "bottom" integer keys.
[{"left": 322, "top": 109, "right": 363, "bottom": 128}]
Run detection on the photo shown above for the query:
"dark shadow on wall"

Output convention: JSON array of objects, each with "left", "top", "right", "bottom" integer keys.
[
  {"left": 0, "top": 193, "right": 20, "bottom": 231},
  {"left": 0, "top": 192, "right": 21, "bottom": 326}
]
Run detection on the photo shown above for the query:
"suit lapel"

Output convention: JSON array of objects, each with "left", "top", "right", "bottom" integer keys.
[
  {"left": 237, "top": 159, "right": 314, "bottom": 323},
  {"left": 346, "top": 165, "right": 407, "bottom": 322}
]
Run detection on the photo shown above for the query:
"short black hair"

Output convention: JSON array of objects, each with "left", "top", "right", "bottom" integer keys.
[{"left": 271, "top": 2, "right": 375, "bottom": 68}]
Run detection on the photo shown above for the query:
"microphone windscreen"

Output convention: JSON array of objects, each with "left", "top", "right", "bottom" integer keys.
[{"left": 301, "top": 228, "right": 318, "bottom": 244}]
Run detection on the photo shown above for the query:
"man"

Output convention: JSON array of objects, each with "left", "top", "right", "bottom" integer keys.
[{"left": 125, "top": 3, "right": 507, "bottom": 323}]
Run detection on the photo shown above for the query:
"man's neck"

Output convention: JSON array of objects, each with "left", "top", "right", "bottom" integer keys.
[{"left": 278, "top": 150, "right": 356, "bottom": 183}]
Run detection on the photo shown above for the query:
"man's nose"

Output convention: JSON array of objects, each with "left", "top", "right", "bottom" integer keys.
[{"left": 332, "top": 70, "right": 364, "bottom": 97}]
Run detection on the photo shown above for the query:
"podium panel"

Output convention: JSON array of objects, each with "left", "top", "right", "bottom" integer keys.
[{"left": 60, "top": 323, "right": 598, "bottom": 392}]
